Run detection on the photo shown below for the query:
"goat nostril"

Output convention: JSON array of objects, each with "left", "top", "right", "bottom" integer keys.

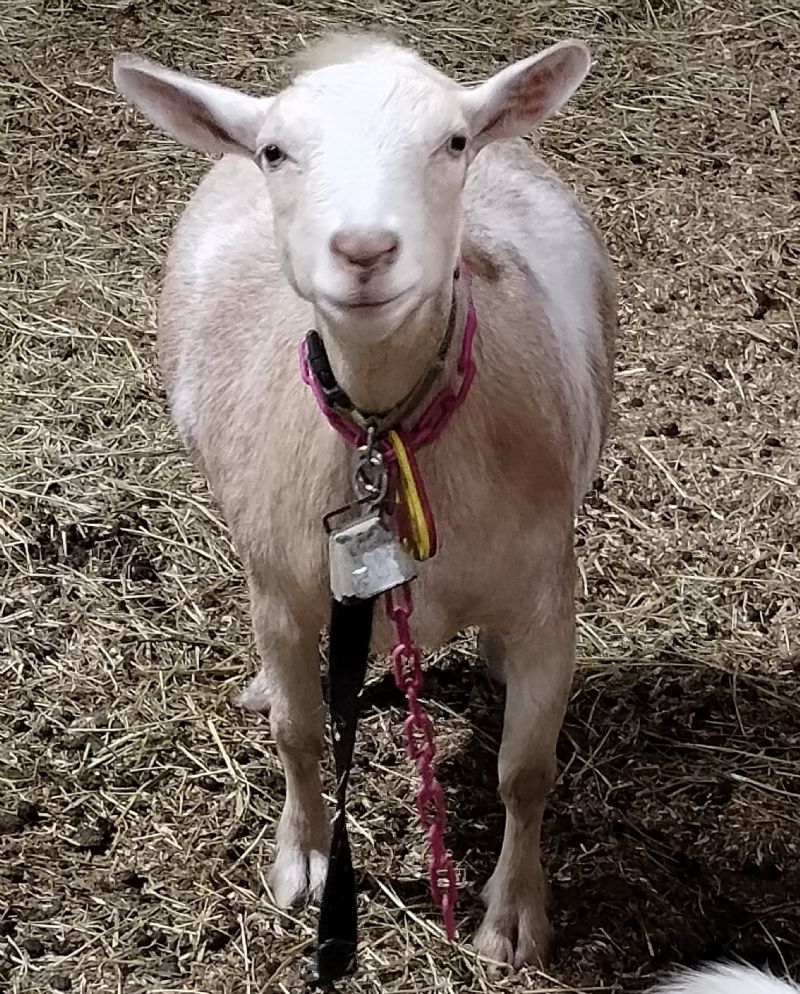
[{"left": 330, "top": 230, "right": 400, "bottom": 270}]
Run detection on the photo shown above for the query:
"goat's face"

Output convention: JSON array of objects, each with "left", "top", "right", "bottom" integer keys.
[
  {"left": 257, "top": 64, "right": 468, "bottom": 341},
  {"left": 113, "top": 37, "right": 591, "bottom": 343}
]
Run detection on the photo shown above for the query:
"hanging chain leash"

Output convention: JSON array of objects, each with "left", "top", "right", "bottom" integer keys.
[{"left": 386, "top": 583, "right": 458, "bottom": 940}]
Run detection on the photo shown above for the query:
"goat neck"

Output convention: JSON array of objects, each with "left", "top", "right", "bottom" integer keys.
[{"left": 315, "top": 273, "right": 465, "bottom": 420}]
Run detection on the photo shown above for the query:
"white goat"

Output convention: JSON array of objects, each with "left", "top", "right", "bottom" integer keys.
[{"left": 113, "top": 32, "right": 616, "bottom": 967}]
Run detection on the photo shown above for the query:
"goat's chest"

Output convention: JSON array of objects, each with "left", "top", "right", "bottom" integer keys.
[
  {"left": 375, "top": 442, "right": 559, "bottom": 646},
  {"left": 363, "top": 429, "right": 568, "bottom": 649},
  {"left": 216, "top": 361, "right": 570, "bottom": 647}
]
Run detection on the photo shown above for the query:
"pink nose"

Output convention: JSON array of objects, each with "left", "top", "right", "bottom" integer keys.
[{"left": 330, "top": 229, "right": 400, "bottom": 277}]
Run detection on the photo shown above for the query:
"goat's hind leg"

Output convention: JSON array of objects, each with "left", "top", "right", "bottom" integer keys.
[{"left": 239, "top": 581, "right": 329, "bottom": 908}]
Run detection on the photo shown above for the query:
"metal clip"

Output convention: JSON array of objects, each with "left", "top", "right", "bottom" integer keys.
[
  {"left": 351, "top": 425, "right": 388, "bottom": 508},
  {"left": 323, "top": 427, "right": 416, "bottom": 603}
]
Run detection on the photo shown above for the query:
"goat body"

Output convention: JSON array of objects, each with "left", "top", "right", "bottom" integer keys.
[{"left": 115, "top": 33, "right": 615, "bottom": 967}]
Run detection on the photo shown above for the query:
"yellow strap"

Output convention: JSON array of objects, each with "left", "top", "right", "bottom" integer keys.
[{"left": 388, "top": 430, "right": 431, "bottom": 561}]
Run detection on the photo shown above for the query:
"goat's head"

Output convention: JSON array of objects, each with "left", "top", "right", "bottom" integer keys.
[{"left": 113, "top": 34, "right": 590, "bottom": 342}]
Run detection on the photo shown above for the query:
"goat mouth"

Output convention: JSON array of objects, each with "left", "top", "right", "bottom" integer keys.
[{"left": 324, "top": 292, "right": 405, "bottom": 313}]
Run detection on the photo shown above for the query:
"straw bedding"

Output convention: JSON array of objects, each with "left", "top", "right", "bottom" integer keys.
[{"left": 1, "top": 1, "right": 798, "bottom": 991}]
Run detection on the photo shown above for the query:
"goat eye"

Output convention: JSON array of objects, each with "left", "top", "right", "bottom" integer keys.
[
  {"left": 261, "top": 144, "right": 286, "bottom": 168},
  {"left": 448, "top": 134, "right": 467, "bottom": 154}
]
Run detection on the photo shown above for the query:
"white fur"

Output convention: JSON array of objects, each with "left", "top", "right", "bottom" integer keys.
[
  {"left": 463, "top": 41, "right": 591, "bottom": 146},
  {"left": 113, "top": 54, "right": 269, "bottom": 155},
  {"left": 651, "top": 963, "right": 799, "bottom": 994},
  {"left": 114, "top": 39, "right": 593, "bottom": 351},
  {"left": 465, "top": 159, "right": 603, "bottom": 497}
]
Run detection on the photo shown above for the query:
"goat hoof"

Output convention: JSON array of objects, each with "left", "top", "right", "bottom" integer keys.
[
  {"left": 474, "top": 899, "right": 552, "bottom": 970},
  {"left": 269, "top": 846, "right": 328, "bottom": 907}
]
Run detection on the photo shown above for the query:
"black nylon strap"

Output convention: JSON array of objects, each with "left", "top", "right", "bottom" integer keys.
[
  {"left": 315, "top": 595, "right": 376, "bottom": 985},
  {"left": 306, "top": 330, "right": 354, "bottom": 412}
]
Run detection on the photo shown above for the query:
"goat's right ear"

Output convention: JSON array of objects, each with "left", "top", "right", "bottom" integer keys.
[
  {"left": 112, "top": 54, "right": 270, "bottom": 157},
  {"left": 462, "top": 40, "right": 591, "bottom": 148}
]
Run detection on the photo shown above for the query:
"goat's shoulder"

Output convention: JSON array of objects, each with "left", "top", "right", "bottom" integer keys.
[
  {"left": 463, "top": 138, "right": 613, "bottom": 339},
  {"left": 162, "top": 154, "right": 282, "bottom": 313},
  {"left": 466, "top": 139, "right": 572, "bottom": 212},
  {"left": 169, "top": 155, "right": 270, "bottom": 252},
  {"left": 465, "top": 139, "right": 597, "bottom": 251}
]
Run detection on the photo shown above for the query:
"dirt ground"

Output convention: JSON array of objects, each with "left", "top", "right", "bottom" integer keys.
[{"left": 1, "top": 1, "right": 799, "bottom": 992}]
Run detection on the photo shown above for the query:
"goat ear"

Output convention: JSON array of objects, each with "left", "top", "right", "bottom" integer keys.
[
  {"left": 463, "top": 40, "right": 591, "bottom": 148},
  {"left": 113, "top": 54, "right": 270, "bottom": 157}
]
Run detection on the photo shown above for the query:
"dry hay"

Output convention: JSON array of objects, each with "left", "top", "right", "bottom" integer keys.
[{"left": 1, "top": 1, "right": 799, "bottom": 992}]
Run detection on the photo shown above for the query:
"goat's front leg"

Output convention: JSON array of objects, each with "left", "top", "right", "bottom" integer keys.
[
  {"left": 238, "top": 582, "right": 329, "bottom": 908},
  {"left": 474, "top": 602, "right": 574, "bottom": 968}
]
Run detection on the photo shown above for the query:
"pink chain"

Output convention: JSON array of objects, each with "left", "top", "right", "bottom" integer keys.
[
  {"left": 385, "top": 583, "right": 458, "bottom": 941},
  {"left": 408, "top": 302, "right": 476, "bottom": 451}
]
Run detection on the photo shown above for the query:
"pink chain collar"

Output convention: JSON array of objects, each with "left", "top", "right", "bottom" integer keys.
[{"left": 299, "top": 271, "right": 476, "bottom": 942}]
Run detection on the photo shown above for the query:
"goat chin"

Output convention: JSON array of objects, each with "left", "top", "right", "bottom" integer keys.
[{"left": 647, "top": 963, "right": 799, "bottom": 994}]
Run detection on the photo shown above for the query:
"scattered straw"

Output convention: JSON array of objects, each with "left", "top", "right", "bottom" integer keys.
[{"left": 1, "top": 1, "right": 798, "bottom": 992}]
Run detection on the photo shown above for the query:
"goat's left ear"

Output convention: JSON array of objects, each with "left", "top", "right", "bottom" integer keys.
[
  {"left": 113, "top": 54, "right": 270, "bottom": 157},
  {"left": 463, "top": 40, "right": 591, "bottom": 148}
]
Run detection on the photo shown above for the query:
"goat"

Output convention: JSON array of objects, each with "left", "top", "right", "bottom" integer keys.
[{"left": 113, "top": 31, "right": 616, "bottom": 968}]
